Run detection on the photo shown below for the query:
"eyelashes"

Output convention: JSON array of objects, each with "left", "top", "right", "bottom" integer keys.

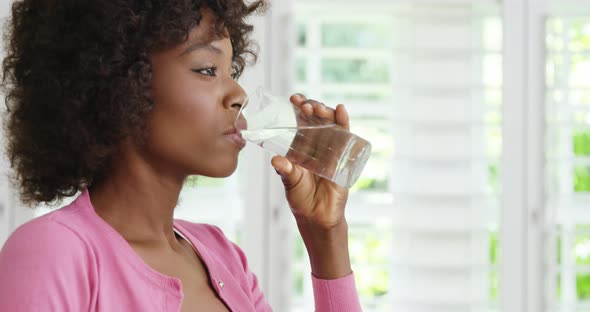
[
  {"left": 192, "top": 67, "right": 217, "bottom": 77},
  {"left": 192, "top": 66, "right": 239, "bottom": 81}
]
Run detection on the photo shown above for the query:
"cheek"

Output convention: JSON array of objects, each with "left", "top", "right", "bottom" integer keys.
[
  {"left": 152, "top": 76, "right": 217, "bottom": 132},
  {"left": 148, "top": 58, "right": 223, "bottom": 157},
  {"left": 149, "top": 89, "right": 222, "bottom": 155}
]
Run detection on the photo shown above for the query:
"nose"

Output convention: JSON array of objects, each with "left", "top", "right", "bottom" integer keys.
[{"left": 224, "top": 79, "right": 247, "bottom": 112}]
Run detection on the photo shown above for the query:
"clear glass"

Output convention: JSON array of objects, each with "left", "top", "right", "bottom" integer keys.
[{"left": 235, "top": 88, "right": 372, "bottom": 188}]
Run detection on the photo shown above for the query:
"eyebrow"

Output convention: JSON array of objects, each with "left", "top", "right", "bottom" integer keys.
[{"left": 179, "top": 43, "right": 224, "bottom": 57}]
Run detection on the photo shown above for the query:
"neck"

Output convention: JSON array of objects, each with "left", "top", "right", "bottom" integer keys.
[{"left": 88, "top": 144, "right": 187, "bottom": 245}]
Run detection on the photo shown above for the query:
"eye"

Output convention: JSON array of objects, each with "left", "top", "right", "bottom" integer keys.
[{"left": 192, "top": 67, "right": 217, "bottom": 77}]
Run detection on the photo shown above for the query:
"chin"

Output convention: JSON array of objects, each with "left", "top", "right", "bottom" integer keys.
[{"left": 196, "top": 160, "right": 238, "bottom": 178}]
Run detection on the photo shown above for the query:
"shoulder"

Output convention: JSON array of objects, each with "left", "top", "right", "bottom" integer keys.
[
  {"left": 0, "top": 210, "right": 94, "bottom": 310},
  {"left": 0, "top": 195, "right": 95, "bottom": 281},
  {"left": 2, "top": 197, "right": 89, "bottom": 254},
  {"left": 0, "top": 211, "right": 91, "bottom": 269}
]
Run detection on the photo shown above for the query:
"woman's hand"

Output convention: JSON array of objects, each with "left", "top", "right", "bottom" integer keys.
[{"left": 271, "top": 94, "right": 352, "bottom": 279}]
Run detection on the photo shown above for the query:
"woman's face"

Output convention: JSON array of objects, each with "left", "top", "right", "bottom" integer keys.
[{"left": 145, "top": 9, "right": 247, "bottom": 178}]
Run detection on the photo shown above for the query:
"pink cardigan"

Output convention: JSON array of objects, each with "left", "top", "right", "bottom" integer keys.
[{"left": 0, "top": 189, "right": 362, "bottom": 311}]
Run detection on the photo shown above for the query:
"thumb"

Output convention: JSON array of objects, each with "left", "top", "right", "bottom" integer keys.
[{"left": 271, "top": 156, "right": 304, "bottom": 190}]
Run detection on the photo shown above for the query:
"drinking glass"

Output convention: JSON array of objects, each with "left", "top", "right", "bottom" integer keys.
[{"left": 235, "top": 88, "right": 372, "bottom": 188}]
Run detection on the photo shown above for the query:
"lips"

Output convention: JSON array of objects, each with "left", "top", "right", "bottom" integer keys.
[
  {"left": 223, "top": 127, "right": 246, "bottom": 149},
  {"left": 223, "top": 127, "right": 240, "bottom": 135}
]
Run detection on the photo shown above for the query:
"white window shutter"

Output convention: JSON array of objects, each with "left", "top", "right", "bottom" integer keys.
[{"left": 389, "top": 4, "right": 499, "bottom": 311}]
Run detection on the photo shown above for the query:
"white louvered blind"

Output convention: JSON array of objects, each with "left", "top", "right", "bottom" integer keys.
[
  {"left": 290, "top": 1, "right": 502, "bottom": 311},
  {"left": 546, "top": 3, "right": 590, "bottom": 311}
]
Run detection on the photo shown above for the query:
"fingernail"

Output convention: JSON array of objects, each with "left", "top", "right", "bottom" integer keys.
[{"left": 294, "top": 93, "right": 306, "bottom": 99}]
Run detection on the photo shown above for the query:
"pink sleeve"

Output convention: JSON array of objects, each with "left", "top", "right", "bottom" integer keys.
[
  {"left": 0, "top": 219, "right": 92, "bottom": 311},
  {"left": 312, "top": 273, "right": 363, "bottom": 312}
]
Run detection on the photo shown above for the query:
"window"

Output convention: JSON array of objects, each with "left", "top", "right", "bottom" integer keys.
[{"left": 547, "top": 14, "right": 590, "bottom": 311}]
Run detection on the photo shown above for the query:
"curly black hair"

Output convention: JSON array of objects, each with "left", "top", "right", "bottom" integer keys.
[{"left": 2, "top": 0, "right": 266, "bottom": 205}]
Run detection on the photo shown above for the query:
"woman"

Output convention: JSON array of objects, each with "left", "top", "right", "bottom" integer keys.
[{"left": 0, "top": 0, "right": 361, "bottom": 311}]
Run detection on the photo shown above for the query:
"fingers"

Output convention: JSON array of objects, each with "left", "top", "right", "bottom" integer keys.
[
  {"left": 290, "top": 93, "right": 350, "bottom": 129},
  {"left": 290, "top": 93, "right": 307, "bottom": 107},
  {"left": 271, "top": 155, "right": 304, "bottom": 191},
  {"left": 335, "top": 104, "right": 350, "bottom": 130}
]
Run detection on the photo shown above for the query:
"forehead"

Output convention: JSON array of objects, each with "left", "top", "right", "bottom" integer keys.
[{"left": 178, "top": 8, "right": 231, "bottom": 52}]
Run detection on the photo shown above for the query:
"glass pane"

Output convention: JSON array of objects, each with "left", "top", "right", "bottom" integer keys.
[
  {"left": 568, "top": 20, "right": 590, "bottom": 52},
  {"left": 487, "top": 127, "right": 502, "bottom": 158},
  {"left": 322, "top": 23, "right": 392, "bottom": 48},
  {"left": 488, "top": 163, "right": 500, "bottom": 194},
  {"left": 571, "top": 90, "right": 590, "bottom": 107},
  {"left": 557, "top": 273, "right": 562, "bottom": 300},
  {"left": 575, "top": 227, "right": 590, "bottom": 265},
  {"left": 490, "top": 270, "right": 499, "bottom": 300},
  {"left": 578, "top": 274, "right": 590, "bottom": 299},
  {"left": 574, "top": 166, "right": 590, "bottom": 192},
  {"left": 483, "top": 54, "right": 503, "bottom": 87},
  {"left": 321, "top": 91, "right": 392, "bottom": 103},
  {"left": 569, "top": 57, "right": 590, "bottom": 88},
  {"left": 349, "top": 117, "right": 393, "bottom": 193},
  {"left": 297, "top": 23, "right": 307, "bottom": 47},
  {"left": 485, "top": 110, "right": 502, "bottom": 124},
  {"left": 576, "top": 227, "right": 590, "bottom": 299},
  {"left": 483, "top": 17, "right": 502, "bottom": 51},
  {"left": 574, "top": 129, "right": 590, "bottom": 156},
  {"left": 490, "top": 229, "right": 499, "bottom": 264},
  {"left": 292, "top": 270, "right": 304, "bottom": 297},
  {"left": 485, "top": 89, "right": 502, "bottom": 107},
  {"left": 349, "top": 223, "right": 392, "bottom": 301},
  {"left": 296, "top": 57, "right": 307, "bottom": 83},
  {"left": 546, "top": 54, "right": 564, "bottom": 87},
  {"left": 547, "top": 19, "right": 565, "bottom": 51},
  {"left": 321, "top": 58, "right": 389, "bottom": 83}
]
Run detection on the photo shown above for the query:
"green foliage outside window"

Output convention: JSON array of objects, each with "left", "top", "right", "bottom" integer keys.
[
  {"left": 574, "top": 226, "right": 590, "bottom": 299},
  {"left": 578, "top": 275, "right": 590, "bottom": 299},
  {"left": 488, "top": 164, "right": 499, "bottom": 194},
  {"left": 292, "top": 224, "right": 392, "bottom": 301},
  {"left": 569, "top": 21, "right": 590, "bottom": 52},
  {"left": 321, "top": 23, "right": 391, "bottom": 48},
  {"left": 296, "top": 57, "right": 307, "bottom": 83},
  {"left": 349, "top": 224, "right": 392, "bottom": 299},
  {"left": 490, "top": 271, "right": 499, "bottom": 300},
  {"left": 574, "top": 166, "right": 590, "bottom": 192},
  {"left": 574, "top": 130, "right": 590, "bottom": 156},
  {"left": 489, "top": 230, "right": 499, "bottom": 300},
  {"left": 297, "top": 24, "right": 307, "bottom": 47},
  {"left": 321, "top": 92, "right": 392, "bottom": 102},
  {"left": 348, "top": 118, "right": 393, "bottom": 193},
  {"left": 321, "top": 58, "right": 390, "bottom": 83}
]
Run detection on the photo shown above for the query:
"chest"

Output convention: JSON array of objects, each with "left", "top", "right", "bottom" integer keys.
[
  {"left": 174, "top": 242, "right": 230, "bottom": 312},
  {"left": 132, "top": 239, "right": 231, "bottom": 312}
]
